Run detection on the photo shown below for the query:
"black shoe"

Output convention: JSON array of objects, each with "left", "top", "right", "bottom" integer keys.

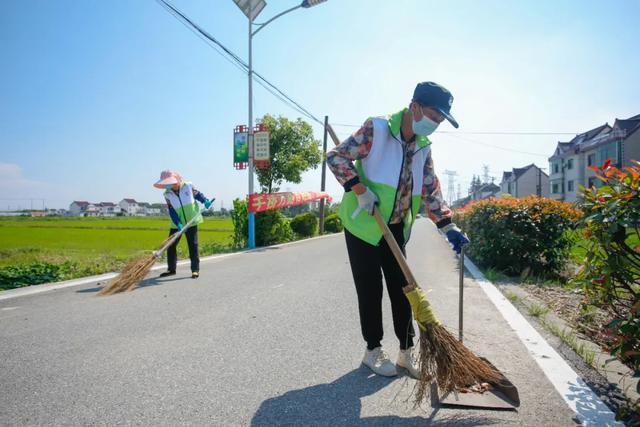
[
  {"left": 191, "top": 272, "right": 199, "bottom": 279},
  {"left": 159, "top": 270, "right": 176, "bottom": 278}
]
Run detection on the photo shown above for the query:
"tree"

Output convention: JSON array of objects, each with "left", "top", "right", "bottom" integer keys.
[
  {"left": 255, "top": 114, "right": 322, "bottom": 193},
  {"left": 468, "top": 175, "right": 483, "bottom": 195}
]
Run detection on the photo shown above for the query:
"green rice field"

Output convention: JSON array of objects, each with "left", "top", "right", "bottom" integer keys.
[{"left": 0, "top": 216, "right": 235, "bottom": 289}]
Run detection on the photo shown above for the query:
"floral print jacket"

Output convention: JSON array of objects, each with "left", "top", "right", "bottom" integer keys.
[{"left": 327, "top": 118, "right": 452, "bottom": 228}]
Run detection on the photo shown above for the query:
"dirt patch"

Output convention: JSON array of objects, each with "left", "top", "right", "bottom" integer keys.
[{"left": 522, "top": 284, "right": 615, "bottom": 350}]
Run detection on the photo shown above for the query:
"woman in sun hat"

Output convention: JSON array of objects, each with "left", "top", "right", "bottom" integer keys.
[{"left": 153, "top": 170, "right": 213, "bottom": 279}]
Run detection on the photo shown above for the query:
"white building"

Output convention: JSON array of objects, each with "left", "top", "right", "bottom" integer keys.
[
  {"left": 500, "top": 164, "right": 549, "bottom": 198},
  {"left": 118, "top": 198, "right": 141, "bottom": 216},
  {"left": 97, "top": 202, "right": 121, "bottom": 217},
  {"left": 69, "top": 201, "right": 92, "bottom": 216},
  {"left": 139, "top": 202, "right": 162, "bottom": 216},
  {"left": 549, "top": 115, "right": 640, "bottom": 202}
]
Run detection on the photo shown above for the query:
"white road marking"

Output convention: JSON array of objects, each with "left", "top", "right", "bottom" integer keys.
[
  {"left": 464, "top": 257, "right": 621, "bottom": 426},
  {"left": 0, "top": 234, "right": 339, "bottom": 302}
]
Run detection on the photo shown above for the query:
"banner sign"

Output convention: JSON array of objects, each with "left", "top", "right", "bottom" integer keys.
[
  {"left": 248, "top": 191, "right": 332, "bottom": 213},
  {"left": 253, "top": 130, "right": 270, "bottom": 167},
  {"left": 233, "top": 125, "right": 249, "bottom": 169}
]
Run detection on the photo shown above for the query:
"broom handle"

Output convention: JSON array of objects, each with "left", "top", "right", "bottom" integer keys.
[
  {"left": 325, "top": 122, "right": 419, "bottom": 290},
  {"left": 372, "top": 207, "right": 420, "bottom": 289},
  {"left": 153, "top": 207, "right": 210, "bottom": 257}
]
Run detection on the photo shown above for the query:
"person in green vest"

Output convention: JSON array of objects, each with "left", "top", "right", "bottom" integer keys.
[
  {"left": 153, "top": 170, "right": 213, "bottom": 279},
  {"left": 327, "top": 82, "right": 469, "bottom": 378}
]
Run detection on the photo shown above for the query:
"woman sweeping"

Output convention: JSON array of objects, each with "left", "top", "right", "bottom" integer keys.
[
  {"left": 153, "top": 170, "right": 213, "bottom": 279},
  {"left": 327, "top": 82, "right": 469, "bottom": 378}
]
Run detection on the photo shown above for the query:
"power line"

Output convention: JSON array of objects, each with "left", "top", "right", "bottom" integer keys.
[
  {"left": 156, "top": 0, "right": 323, "bottom": 125},
  {"left": 441, "top": 133, "right": 550, "bottom": 157},
  {"left": 155, "top": 0, "right": 571, "bottom": 152},
  {"left": 331, "top": 122, "right": 577, "bottom": 135}
]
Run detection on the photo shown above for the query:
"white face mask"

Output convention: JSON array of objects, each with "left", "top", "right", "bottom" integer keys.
[{"left": 412, "top": 112, "right": 440, "bottom": 136}]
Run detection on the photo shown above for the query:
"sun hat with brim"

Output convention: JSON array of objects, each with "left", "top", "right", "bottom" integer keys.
[{"left": 153, "top": 170, "right": 183, "bottom": 189}]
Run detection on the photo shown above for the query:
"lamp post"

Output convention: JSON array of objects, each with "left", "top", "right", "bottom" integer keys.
[{"left": 234, "top": 0, "right": 327, "bottom": 248}]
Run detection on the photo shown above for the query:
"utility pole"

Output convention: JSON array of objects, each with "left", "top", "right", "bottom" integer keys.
[
  {"left": 234, "top": 0, "right": 327, "bottom": 248},
  {"left": 319, "top": 115, "right": 329, "bottom": 234},
  {"left": 443, "top": 170, "right": 458, "bottom": 206}
]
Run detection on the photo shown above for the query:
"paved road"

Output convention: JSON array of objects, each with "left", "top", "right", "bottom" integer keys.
[{"left": 1, "top": 220, "right": 581, "bottom": 426}]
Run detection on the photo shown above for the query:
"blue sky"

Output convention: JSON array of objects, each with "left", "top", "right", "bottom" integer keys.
[{"left": 1, "top": 0, "right": 639, "bottom": 210}]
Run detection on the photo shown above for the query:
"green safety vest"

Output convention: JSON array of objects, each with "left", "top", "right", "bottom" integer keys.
[
  {"left": 339, "top": 109, "right": 432, "bottom": 245},
  {"left": 164, "top": 182, "right": 203, "bottom": 227}
]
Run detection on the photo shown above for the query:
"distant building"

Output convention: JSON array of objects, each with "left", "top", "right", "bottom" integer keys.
[
  {"left": 451, "top": 182, "right": 500, "bottom": 208},
  {"left": 69, "top": 201, "right": 92, "bottom": 216},
  {"left": 470, "top": 182, "right": 501, "bottom": 201},
  {"left": 139, "top": 202, "right": 162, "bottom": 216},
  {"left": 118, "top": 198, "right": 141, "bottom": 216},
  {"left": 500, "top": 164, "right": 549, "bottom": 198},
  {"left": 96, "top": 202, "right": 121, "bottom": 217},
  {"left": 549, "top": 114, "right": 640, "bottom": 202},
  {"left": 150, "top": 203, "right": 169, "bottom": 215}
]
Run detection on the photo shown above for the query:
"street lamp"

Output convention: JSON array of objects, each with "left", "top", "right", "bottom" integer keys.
[{"left": 233, "top": 0, "right": 327, "bottom": 248}]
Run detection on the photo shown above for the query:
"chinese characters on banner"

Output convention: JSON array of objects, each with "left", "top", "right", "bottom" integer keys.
[
  {"left": 253, "top": 130, "right": 270, "bottom": 169},
  {"left": 248, "top": 192, "right": 332, "bottom": 213}
]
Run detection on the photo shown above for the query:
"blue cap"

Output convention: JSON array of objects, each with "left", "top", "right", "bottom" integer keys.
[{"left": 413, "top": 82, "right": 459, "bottom": 128}]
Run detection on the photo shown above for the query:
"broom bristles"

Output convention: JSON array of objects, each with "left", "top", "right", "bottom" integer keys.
[
  {"left": 98, "top": 235, "right": 175, "bottom": 296},
  {"left": 98, "top": 254, "right": 157, "bottom": 296},
  {"left": 414, "top": 323, "right": 504, "bottom": 404}
]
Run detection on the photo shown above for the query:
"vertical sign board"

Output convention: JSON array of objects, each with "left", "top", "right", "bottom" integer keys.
[
  {"left": 233, "top": 125, "right": 249, "bottom": 170},
  {"left": 253, "top": 130, "right": 270, "bottom": 169}
]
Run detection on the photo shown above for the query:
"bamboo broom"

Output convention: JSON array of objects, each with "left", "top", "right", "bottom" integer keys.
[
  {"left": 325, "top": 124, "right": 501, "bottom": 401},
  {"left": 98, "top": 213, "right": 202, "bottom": 296}
]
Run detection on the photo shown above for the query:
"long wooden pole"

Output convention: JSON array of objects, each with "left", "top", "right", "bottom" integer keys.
[{"left": 325, "top": 123, "right": 418, "bottom": 290}]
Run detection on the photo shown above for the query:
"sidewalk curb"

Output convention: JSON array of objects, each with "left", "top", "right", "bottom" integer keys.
[
  {"left": 496, "top": 283, "right": 640, "bottom": 409},
  {"left": 463, "top": 255, "right": 622, "bottom": 426},
  {"left": 0, "top": 233, "right": 340, "bottom": 302}
]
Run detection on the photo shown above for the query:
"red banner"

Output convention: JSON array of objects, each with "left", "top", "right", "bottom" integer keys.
[{"left": 248, "top": 191, "right": 332, "bottom": 213}]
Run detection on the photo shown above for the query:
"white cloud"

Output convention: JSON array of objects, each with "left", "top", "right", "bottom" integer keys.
[{"left": 0, "top": 163, "right": 51, "bottom": 199}]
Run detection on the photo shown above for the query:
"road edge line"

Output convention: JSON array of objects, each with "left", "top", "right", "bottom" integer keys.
[
  {"left": 0, "top": 233, "right": 340, "bottom": 301},
  {"left": 463, "top": 256, "right": 621, "bottom": 426}
]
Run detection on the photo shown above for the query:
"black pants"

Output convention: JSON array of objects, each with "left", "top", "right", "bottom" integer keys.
[
  {"left": 167, "top": 226, "right": 199, "bottom": 273},
  {"left": 344, "top": 223, "right": 415, "bottom": 350}
]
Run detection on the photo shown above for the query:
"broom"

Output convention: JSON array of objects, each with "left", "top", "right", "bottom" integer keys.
[
  {"left": 325, "top": 124, "right": 502, "bottom": 401},
  {"left": 98, "top": 214, "right": 202, "bottom": 296}
]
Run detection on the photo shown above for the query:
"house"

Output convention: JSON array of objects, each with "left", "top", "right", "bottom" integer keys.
[
  {"left": 118, "top": 198, "right": 141, "bottom": 216},
  {"left": 150, "top": 203, "right": 169, "bottom": 215},
  {"left": 451, "top": 182, "right": 500, "bottom": 208},
  {"left": 97, "top": 202, "right": 121, "bottom": 217},
  {"left": 470, "top": 182, "right": 501, "bottom": 201},
  {"left": 500, "top": 164, "right": 549, "bottom": 198},
  {"left": 548, "top": 114, "right": 640, "bottom": 202},
  {"left": 139, "top": 202, "right": 162, "bottom": 216},
  {"left": 69, "top": 201, "right": 92, "bottom": 216}
]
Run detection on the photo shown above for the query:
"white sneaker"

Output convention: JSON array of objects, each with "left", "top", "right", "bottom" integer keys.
[
  {"left": 362, "top": 347, "right": 397, "bottom": 377},
  {"left": 396, "top": 347, "right": 421, "bottom": 379}
]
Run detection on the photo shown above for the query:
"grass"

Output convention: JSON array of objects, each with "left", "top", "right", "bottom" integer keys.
[
  {"left": 504, "top": 291, "right": 519, "bottom": 303},
  {"left": 526, "top": 302, "right": 550, "bottom": 318},
  {"left": 0, "top": 216, "right": 234, "bottom": 289},
  {"left": 567, "top": 228, "right": 640, "bottom": 263},
  {"left": 542, "top": 319, "right": 597, "bottom": 367},
  {"left": 483, "top": 267, "right": 507, "bottom": 283}
]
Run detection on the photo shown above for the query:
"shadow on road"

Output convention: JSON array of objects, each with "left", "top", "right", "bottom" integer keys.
[
  {"left": 76, "top": 275, "right": 186, "bottom": 294},
  {"left": 250, "top": 369, "right": 503, "bottom": 426}
]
